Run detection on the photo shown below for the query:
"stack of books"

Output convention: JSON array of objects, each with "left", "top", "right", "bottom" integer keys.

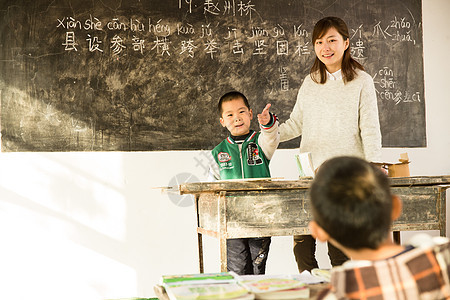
[
  {"left": 161, "top": 272, "right": 253, "bottom": 300},
  {"left": 160, "top": 272, "right": 310, "bottom": 300}
]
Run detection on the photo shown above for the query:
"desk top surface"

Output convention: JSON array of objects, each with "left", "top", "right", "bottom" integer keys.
[
  {"left": 154, "top": 282, "right": 328, "bottom": 300},
  {"left": 180, "top": 175, "right": 450, "bottom": 194}
]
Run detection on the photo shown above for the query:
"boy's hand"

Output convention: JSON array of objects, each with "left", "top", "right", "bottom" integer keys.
[{"left": 257, "top": 103, "right": 272, "bottom": 126}]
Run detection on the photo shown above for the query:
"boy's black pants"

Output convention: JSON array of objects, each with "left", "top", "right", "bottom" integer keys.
[
  {"left": 293, "top": 234, "right": 348, "bottom": 272},
  {"left": 227, "top": 237, "right": 271, "bottom": 275}
]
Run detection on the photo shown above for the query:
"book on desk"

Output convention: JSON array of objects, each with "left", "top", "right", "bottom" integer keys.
[
  {"left": 159, "top": 271, "right": 325, "bottom": 300},
  {"left": 161, "top": 272, "right": 250, "bottom": 299}
]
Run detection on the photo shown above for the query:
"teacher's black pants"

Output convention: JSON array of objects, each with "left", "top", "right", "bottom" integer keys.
[
  {"left": 227, "top": 237, "right": 271, "bottom": 275},
  {"left": 293, "top": 234, "right": 348, "bottom": 272}
]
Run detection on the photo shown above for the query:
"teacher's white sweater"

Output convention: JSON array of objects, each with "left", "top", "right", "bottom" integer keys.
[{"left": 280, "top": 69, "right": 382, "bottom": 169}]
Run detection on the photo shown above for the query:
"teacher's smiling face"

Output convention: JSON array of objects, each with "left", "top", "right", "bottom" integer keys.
[{"left": 314, "top": 26, "right": 349, "bottom": 74}]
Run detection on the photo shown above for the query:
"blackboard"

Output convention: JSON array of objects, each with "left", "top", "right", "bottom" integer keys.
[{"left": 0, "top": 0, "right": 425, "bottom": 151}]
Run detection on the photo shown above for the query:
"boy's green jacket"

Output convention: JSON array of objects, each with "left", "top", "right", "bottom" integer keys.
[
  {"left": 210, "top": 115, "right": 280, "bottom": 180},
  {"left": 212, "top": 131, "right": 271, "bottom": 179}
]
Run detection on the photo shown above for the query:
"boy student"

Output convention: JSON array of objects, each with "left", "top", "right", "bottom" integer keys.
[
  {"left": 308, "top": 156, "right": 450, "bottom": 300},
  {"left": 209, "top": 91, "right": 280, "bottom": 275}
]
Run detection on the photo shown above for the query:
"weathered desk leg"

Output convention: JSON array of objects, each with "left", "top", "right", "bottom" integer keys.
[
  {"left": 439, "top": 186, "right": 448, "bottom": 237},
  {"left": 393, "top": 231, "right": 401, "bottom": 244},
  {"left": 194, "top": 195, "right": 204, "bottom": 273},
  {"left": 198, "top": 233, "right": 204, "bottom": 273},
  {"left": 218, "top": 191, "right": 228, "bottom": 272}
]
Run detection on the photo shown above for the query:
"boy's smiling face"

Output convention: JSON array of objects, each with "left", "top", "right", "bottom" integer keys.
[{"left": 220, "top": 97, "right": 253, "bottom": 136}]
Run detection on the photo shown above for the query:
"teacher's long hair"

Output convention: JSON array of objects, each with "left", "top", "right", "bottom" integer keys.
[{"left": 310, "top": 16, "right": 364, "bottom": 84}]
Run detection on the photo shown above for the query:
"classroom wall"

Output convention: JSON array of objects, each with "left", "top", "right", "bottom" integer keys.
[{"left": 0, "top": 0, "right": 449, "bottom": 299}]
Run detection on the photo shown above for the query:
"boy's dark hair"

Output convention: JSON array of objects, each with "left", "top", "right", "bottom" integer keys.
[
  {"left": 310, "top": 156, "right": 392, "bottom": 250},
  {"left": 218, "top": 91, "right": 250, "bottom": 115},
  {"left": 310, "top": 16, "right": 364, "bottom": 84}
]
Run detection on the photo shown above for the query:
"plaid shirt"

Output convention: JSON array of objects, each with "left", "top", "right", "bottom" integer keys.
[{"left": 317, "top": 234, "right": 450, "bottom": 300}]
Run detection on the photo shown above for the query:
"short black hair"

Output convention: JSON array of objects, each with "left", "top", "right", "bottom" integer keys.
[
  {"left": 310, "top": 156, "right": 392, "bottom": 249},
  {"left": 218, "top": 91, "right": 250, "bottom": 115}
]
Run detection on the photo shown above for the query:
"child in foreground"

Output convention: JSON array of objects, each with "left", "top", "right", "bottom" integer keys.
[
  {"left": 308, "top": 156, "right": 450, "bottom": 300},
  {"left": 209, "top": 91, "right": 280, "bottom": 275}
]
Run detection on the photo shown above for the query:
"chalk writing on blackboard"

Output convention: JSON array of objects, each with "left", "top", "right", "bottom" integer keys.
[
  {"left": 280, "top": 67, "right": 289, "bottom": 92},
  {"left": 54, "top": 16, "right": 421, "bottom": 61},
  {"left": 55, "top": 13, "right": 424, "bottom": 109},
  {"left": 374, "top": 67, "right": 421, "bottom": 105},
  {"left": 56, "top": 18, "right": 316, "bottom": 60}
]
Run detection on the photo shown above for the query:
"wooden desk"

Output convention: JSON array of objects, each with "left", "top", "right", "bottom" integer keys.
[{"left": 180, "top": 176, "right": 450, "bottom": 272}]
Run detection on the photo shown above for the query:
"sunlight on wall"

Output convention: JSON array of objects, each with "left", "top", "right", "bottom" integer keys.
[
  {"left": 0, "top": 153, "right": 140, "bottom": 299},
  {"left": 0, "top": 153, "right": 127, "bottom": 241},
  {"left": 0, "top": 198, "right": 136, "bottom": 300}
]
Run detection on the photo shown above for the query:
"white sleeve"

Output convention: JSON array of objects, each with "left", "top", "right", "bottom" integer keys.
[
  {"left": 258, "top": 113, "right": 280, "bottom": 160},
  {"left": 279, "top": 83, "right": 304, "bottom": 142},
  {"left": 359, "top": 74, "right": 382, "bottom": 162},
  {"left": 207, "top": 152, "right": 221, "bottom": 181}
]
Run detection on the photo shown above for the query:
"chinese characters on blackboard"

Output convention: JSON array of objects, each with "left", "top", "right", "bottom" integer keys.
[{"left": 56, "top": 0, "right": 422, "bottom": 104}]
